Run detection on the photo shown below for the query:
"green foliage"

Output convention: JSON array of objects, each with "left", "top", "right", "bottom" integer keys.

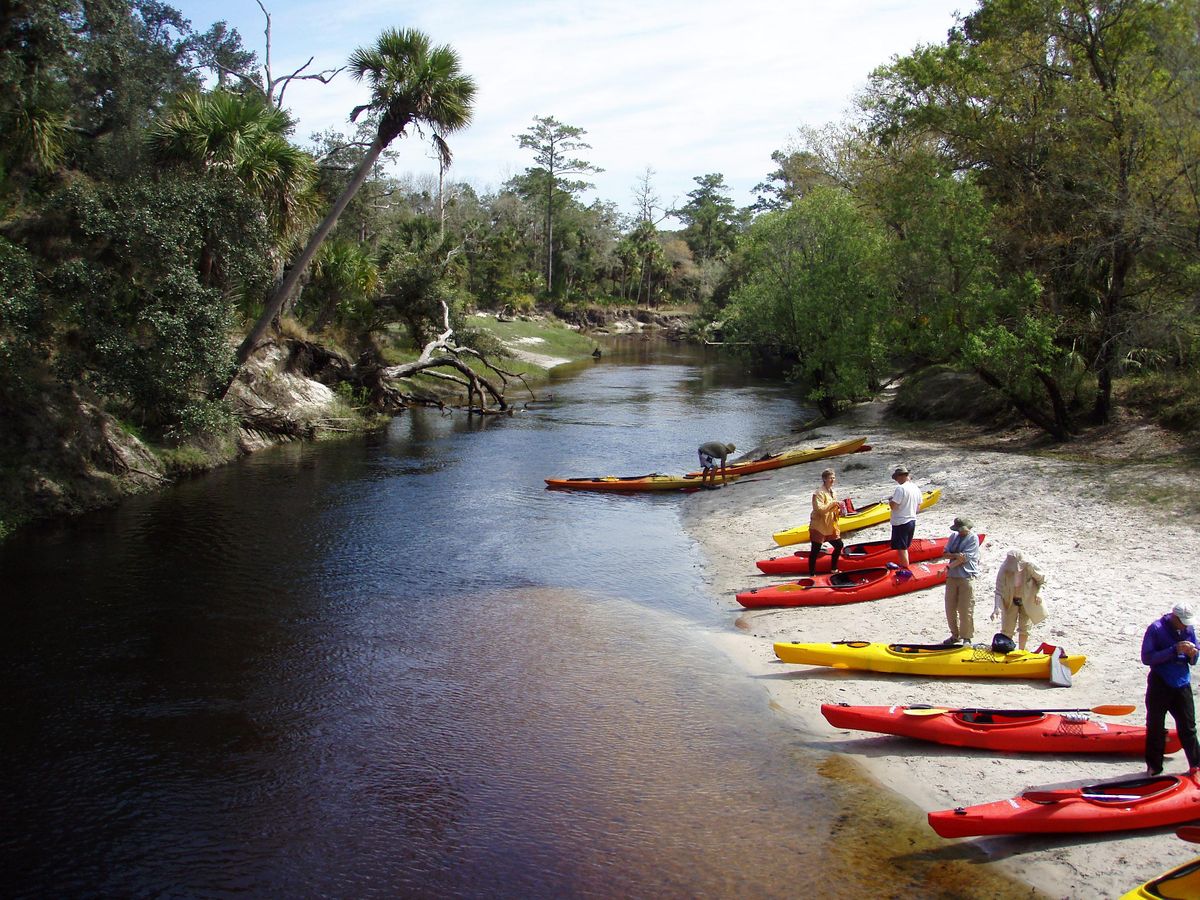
[
  {"left": 46, "top": 173, "right": 274, "bottom": 426},
  {"left": 146, "top": 90, "right": 318, "bottom": 243},
  {"left": 0, "top": 239, "right": 45, "bottom": 395},
  {"left": 863, "top": 0, "right": 1200, "bottom": 425},
  {"left": 725, "top": 187, "right": 891, "bottom": 416},
  {"left": 348, "top": 28, "right": 477, "bottom": 146},
  {"left": 515, "top": 115, "right": 603, "bottom": 295},
  {"left": 1121, "top": 371, "right": 1200, "bottom": 432},
  {"left": 675, "top": 173, "right": 744, "bottom": 262},
  {"left": 374, "top": 218, "right": 466, "bottom": 345}
]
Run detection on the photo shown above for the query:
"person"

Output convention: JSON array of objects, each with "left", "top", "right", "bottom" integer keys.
[
  {"left": 886, "top": 465, "right": 921, "bottom": 569},
  {"left": 808, "top": 468, "right": 844, "bottom": 576},
  {"left": 1141, "top": 603, "right": 1200, "bottom": 777},
  {"left": 991, "top": 549, "right": 1047, "bottom": 650},
  {"left": 940, "top": 516, "right": 980, "bottom": 645},
  {"left": 697, "top": 441, "right": 736, "bottom": 489}
]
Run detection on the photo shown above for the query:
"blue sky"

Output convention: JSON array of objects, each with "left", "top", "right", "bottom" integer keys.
[{"left": 172, "top": 0, "right": 968, "bottom": 221}]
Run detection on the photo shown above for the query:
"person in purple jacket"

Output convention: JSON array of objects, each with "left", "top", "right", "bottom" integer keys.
[{"left": 1142, "top": 602, "right": 1200, "bottom": 776}]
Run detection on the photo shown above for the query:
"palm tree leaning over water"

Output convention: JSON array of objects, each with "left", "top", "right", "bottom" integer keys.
[{"left": 233, "top": 27, "right": 477, "bottom": 367}]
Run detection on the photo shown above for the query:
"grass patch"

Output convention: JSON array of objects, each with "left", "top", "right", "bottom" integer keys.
[
  {"left": 468, "top": 316, "right": 598, "bottom": 362},
  {"left": 157, "top": 445, "right": 214, "bottom": 476}
]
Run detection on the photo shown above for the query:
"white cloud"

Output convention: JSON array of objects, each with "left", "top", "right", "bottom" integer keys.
[{"left": 176, "top": 0, "right": 966, "bottom": 218}]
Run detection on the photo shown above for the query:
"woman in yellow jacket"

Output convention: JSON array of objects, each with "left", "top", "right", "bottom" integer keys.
[
  {"left": 808, "top": 468, "right": 844, "bottom": 576},
  {"left": 992, "top": 548, "right": 1048, "bottom": 650}
]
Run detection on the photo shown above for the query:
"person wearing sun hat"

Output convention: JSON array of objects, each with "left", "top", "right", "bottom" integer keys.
[
  {"left": 939, "top": 516, "right": 980, "bottom": 645},
  {"left": 1141, "top": 603, "right": 1200, "bottom": 777}
]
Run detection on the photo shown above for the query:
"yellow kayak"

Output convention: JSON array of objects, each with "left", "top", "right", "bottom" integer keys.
[
  {"left": 1121, "top": 857, "right": 1200, "bottom": 899},
  {"left": 772, "top": 488, "right": 942, "bottom": 547},
  {"left": 684, "top": 436, "right": 868, "bottom": 478},
  {"left": 772, "top": 640, "right": 1087, "bottom": 679}
]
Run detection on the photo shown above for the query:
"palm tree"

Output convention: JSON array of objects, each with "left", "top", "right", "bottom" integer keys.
[
  {"left": 147, "top": 90, "right": 318, "bottom": 244},
  {"left": 233, "top": 28, "right": 476, "bottom": 366}
]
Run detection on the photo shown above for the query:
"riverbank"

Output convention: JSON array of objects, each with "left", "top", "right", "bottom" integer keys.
[
  {"left": 682, "top": 394, "right": 1200, "bottom": 898},
  {"left": 0, "top": 313, "right": 609, "bottom": 540}
]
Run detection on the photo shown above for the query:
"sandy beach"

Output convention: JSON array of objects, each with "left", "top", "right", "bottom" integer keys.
[{"left": 682, "top": 395, "right": 1200, "bottom": 898}]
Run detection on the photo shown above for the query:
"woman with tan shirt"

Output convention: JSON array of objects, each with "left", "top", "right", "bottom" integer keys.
[{"left": 809, "top": 468, "right": 844, "bottom": 576}]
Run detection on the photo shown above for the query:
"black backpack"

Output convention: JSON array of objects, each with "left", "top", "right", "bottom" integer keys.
[{"left": 991, "top": 632, "right": 1017, "bottom": 654}]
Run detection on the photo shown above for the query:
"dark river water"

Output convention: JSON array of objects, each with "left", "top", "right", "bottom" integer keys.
[{"left": 0, "top": 339, "right": 1031, "bottom": 898}]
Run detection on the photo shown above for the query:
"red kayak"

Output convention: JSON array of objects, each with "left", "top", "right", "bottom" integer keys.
[
  {"left": 756, "top": 535, "right": 986, "bottom": 576},
  {"left": 735, "top": 561, "right": 948, "bottom": 608},
  {"left": 821, "top": 703, "right": 1177, "bottom": 755},
  {"left": 929, "top": 774, "right": 1200, "bottom": 838}
]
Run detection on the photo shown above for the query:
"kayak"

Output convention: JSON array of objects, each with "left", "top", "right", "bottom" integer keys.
[
  {"left": 683, "top": 436, "right": 868, "bottom": 478},
  {"left": 544, "top": 472, "right": 733, "bottom": 492},
  {"left": 756, "top": 534, "right": 986, "bottom": 576},
  {"left": 736, "top": 561, "right": 948, "bottom": 608},
  {"left": 773, "top": 640, "right": 1087, "bottom": 679},
  {"left": 1122, "top": 856, "right": 1200, "bottom": 899},
  {"left": 929, "top": 774, "right": 1200, "bottom": 838},
  {"left": 820, "top": 703, "right": 1176, "bottom": 755},
  {"left": 772, "top": 489, "right": 942, "bottom": 546}
]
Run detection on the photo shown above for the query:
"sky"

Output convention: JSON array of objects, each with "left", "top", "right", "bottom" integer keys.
[{"left": 171, "top": 0, "right": 968, "bottom": 222}]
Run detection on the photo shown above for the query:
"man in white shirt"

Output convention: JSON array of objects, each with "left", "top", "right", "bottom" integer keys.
[{"left": 887, "top": 465, "right": 922, "bottom": 569}]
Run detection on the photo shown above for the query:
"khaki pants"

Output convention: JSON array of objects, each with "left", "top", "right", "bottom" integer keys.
[
  {"left": 944, "top": 577, "right": 975, "bottom": 641},
  {"left": 1000, "top": 600, "right": 1032, "bottom": 649}
]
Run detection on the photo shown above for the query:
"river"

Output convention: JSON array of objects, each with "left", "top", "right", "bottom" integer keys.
[{"left": 0, "top": 339, "right": 1030, "bottom": 898}]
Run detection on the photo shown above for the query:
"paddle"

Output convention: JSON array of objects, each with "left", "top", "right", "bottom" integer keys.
[
  {"left": 903, "top": 704, "right": 1135, "bottom": 717},
  {"left": 1177, "top": 825, "right": 1200, "bottom": 843},
  {"left": 1023, "top": 789, "right": 1143, "bottom": 803}
]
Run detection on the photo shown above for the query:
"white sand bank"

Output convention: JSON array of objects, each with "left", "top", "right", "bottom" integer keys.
[{"left": 682, "top": 396, "right": 1200, "bottom": 898}]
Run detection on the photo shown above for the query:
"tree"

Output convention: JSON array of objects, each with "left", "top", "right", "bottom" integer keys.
[
  {"left": 674, "top": 173, "right": 742, "bottom": 262},
  {"left": 233, "top": 27, "right": 476, "bottom": 367},
  {"left": 863, "top": 0, "right": 1200, "bottom": 425},
  {"left": 725, "top": 187, "right": 891, "bottom": 417},
  {"left": 516, "top": 115, "right": 602, "bottom": 295},
  {"left": 146, "top": 89, "right": 317, "bottom": 249}
]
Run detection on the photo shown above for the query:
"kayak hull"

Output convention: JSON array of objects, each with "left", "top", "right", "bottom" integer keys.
[
  {"left": 736, "top": 562, "right": 948, "bottom": 608},
  {"left": 1121, "top": 857, "right": 1200, "bottom": 899},
  {"left": 773, "top": 640, "right": 1087, "bottom": 679},
  {"left": 684, "top": 436, "right": 867, "bottom": 478},
  {"left": 772, "top": 489, "right": 942, "bottom": 546},
  {"left": 757, "top": 535, "right": 986, "bottom": 576},
  {"left": 929, "top": 775, "right": 1200, "bottom": 838},
  {"left": 544, "top": 472, "right": 729, "bottom": 492},
  {"left": 821, "top": 703, "right": 1177, "bottom": 755}
]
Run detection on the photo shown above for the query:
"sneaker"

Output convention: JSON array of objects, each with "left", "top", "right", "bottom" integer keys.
[{"left": 941, "top": 636, "right": 960, "bottom": 646}]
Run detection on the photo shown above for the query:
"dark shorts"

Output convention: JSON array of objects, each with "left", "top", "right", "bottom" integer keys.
[{"left": 890, "top": 521, "right": 916, "bottom": 550}]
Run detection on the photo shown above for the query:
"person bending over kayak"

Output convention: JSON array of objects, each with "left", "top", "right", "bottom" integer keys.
[
  {"left": 886, "top": 465, "right": 921, "bottom": 570},
  {"left": 698, "top": 441, "right": 736, "bottom": 489},
  {"left": 808, "top": 468, "right": 844, "bottom": 576},
  {"left": 1142, "top": 603, "right": 1200, "bottom": 778}
]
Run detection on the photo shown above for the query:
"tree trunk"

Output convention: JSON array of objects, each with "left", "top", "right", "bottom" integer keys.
[
  {"left": 233, "top": 132, "right": 387, "bottom": 368},
  {"left": 974, "top": 365, "right": 1071, "bottom": 441},
  {"left": 545, "top": 178, "right": 553, "bottom": 295},
  {"left": 1091, "top": 243, "right": 1134, "bottom": 424}
]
